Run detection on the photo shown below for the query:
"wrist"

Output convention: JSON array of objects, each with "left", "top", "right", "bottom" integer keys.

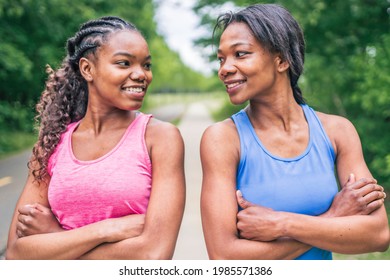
[
  {"left": 91, "top": 219, "right": 114, "bottom": 243},
  {"left": 277, "top": 211, "right": 290, "bottom": 238},
  {"left": 319, "top": 209, "right": 332, "bottom": 218}
]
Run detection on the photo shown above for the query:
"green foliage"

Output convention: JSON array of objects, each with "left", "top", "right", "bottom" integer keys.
[
  {"left": 0, "top": 0, "right": 215, "bottom": 107},
  {"left": 212, "top": 99, "right": 247, "bottom": 122},
  {"left": 194, "top": 0, "right": 390, "bottom": 191},
  {"left": 148, "top": 35, "right": 219, "bottom": 93},
  {"left": 0, "top": 0, "right": 220, "bottom": 156},
  {"left": 0, "top": 101, "right": 34, "bottom": 132},
  {"left": 349, "top": 34, "right": 390, "bottom": 188},
  {"left": 0, "top": 101, "right": 36, "bottom": 158},
  {"left": 0, "top": 131, "right": 36, "bottom": 158}
]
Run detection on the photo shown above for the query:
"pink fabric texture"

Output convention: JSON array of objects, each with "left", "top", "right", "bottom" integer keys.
[{"left": 47, "top": 113, "right": 152, "bottom": 230}]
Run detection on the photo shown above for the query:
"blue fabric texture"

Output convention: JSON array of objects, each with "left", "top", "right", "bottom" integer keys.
[{"left": 232, "top": 104, "right": 338, "bottom": 260}]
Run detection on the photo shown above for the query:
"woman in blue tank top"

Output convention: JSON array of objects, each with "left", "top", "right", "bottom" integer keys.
[{"left": 200, "top": 4, "right": 389, "bottom": 259}]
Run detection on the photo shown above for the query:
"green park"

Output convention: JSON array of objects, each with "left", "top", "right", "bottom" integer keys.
[{"left": 0, "top": 0, "right": 389, "bottom": 259}]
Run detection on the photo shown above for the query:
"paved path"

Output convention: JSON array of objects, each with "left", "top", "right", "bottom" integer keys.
[
  {"left": 173, "top": 102, "right": 213, "bottom": 260},
  {"left": 0, "top": 150, "right": 31, "bottom": 257}
]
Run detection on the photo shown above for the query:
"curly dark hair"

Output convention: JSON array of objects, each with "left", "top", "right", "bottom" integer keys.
[
  {"left": 214, "top": 4, "right": 306, "bottom": 104},
  {"left": 30, "top": 16, "right": 139, "bottom": 184}
]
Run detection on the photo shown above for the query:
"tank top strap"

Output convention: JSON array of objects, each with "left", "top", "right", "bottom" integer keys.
[
  {"left": 133, "top": 112, "right": 152, "bottom": 136},
  {"left": 231, "top": 109, "right": 253, "bottom": 158},
  {"left": 301, "top": 104, "right": 336, "bottom": 162},
  {"left": 123, "top": 112, "right": 152, "bottom": 148}
]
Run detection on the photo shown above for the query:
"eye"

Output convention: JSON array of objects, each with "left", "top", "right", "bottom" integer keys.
[
  {"left": 235, "top": 51, "right": 248, "bottom": 58},
  {"left": 217, "top": 56, "right": 225, "bottom": 64},
  {"left": 144, "top": 62, "right": 152, "bottom": 70},
  {"left": 117, "top": 60, "right": 130, "bottom": 67}
]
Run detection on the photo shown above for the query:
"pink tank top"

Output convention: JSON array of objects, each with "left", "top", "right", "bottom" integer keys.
[{"left": 47, "top": 113, "right": 152, "bottom": 230}]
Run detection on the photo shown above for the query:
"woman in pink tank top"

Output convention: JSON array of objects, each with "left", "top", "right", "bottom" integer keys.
[{"left": 6, "top": 16, "right": 185, "bottom": 259}]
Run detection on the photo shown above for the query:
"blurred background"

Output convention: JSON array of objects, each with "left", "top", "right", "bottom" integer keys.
[{"left": 0, "top": 0, "right": 389, "bottom": 259}]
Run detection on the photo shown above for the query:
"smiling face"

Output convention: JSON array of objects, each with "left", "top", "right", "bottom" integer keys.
[
  {"left": 82, "top": 29, "right": 152, "bottom": 111},
  {"left": 217, "top": 22, "right": 286, "bottom": 105}
]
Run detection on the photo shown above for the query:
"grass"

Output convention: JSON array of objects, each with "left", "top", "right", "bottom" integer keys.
[{"left": 0, "top": 131, "right": 36, "bottom": 160}]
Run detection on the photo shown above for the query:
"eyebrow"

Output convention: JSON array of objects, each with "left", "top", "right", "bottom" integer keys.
[
  {"left": 217, "top": 42, "right": 253, "bottom": 53},
  {"left": 113, "top": 51, "right": 152, "bottom": 60}
]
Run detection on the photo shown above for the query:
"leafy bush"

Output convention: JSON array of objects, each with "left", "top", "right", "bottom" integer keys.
[{"left": 0, "top": 101, "right": 35, "bottom": 132}]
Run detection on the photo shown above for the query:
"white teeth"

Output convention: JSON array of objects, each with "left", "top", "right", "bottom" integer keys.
[
  {"left": 123, "top": 87, "right": 143, "bottom": 93},
  {"left": 226, "top": 81, "right": 243, "bottom": 88}
]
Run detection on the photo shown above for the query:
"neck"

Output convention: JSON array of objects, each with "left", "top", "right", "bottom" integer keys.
[
  {"left": 246, "top": 92, "right": 303, "bottom": 132},
  {"left": 79, "top": 106, "right": 134, "bottom": 135}
]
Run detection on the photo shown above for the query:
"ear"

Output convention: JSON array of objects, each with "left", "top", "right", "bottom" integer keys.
[
  {"left": 275, "top": 55, "right": 289, "bottom": 73},
  {"left": 79, "top": 57, "right": 94, "bottom": 82}
]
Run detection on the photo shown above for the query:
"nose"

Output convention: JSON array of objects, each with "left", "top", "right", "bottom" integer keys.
[
  {"left": 130, "top": 66, "right": 146, "bottom": 82},
  {"left": 218, "top": 59, "right": 236, "bottom": 80}
]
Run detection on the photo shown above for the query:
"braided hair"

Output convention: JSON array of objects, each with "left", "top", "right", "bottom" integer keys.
[
  {"left": 214, "top": 4, "right": 306, "bottom": 104},
  {"left": 31, "top": 16, "right": 139, "bottom": 184}
]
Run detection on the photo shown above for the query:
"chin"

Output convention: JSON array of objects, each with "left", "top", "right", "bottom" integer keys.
[
  {"left": 123, "top": 103, "right": 143, "bottom": 111},
  {"left": 229, "top": 96, "right": 248, "bottom": 106}
]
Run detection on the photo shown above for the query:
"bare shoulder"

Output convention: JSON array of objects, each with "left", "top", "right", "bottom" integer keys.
[
  {"left": 201, "top": 118, "right": 240, "bottom": 162},
  {"left": 145, "top": 117, "right": 184, "bottom": 150},
  {"left": 201, "top": 118, "right": 238, "bottom": 144},
  {"left": 316, "top": 112, "right": 358, "bottom": 135},
  {"left": 316, "top": 111, "right": 360, "bottom": 155}
]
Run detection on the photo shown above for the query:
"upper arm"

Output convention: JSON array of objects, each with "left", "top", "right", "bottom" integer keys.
[
  {"left": 141, "top": 120, "right": 185, "bottom": 258},
  {"left": 200, "top": 121, "right": 241, "bottom": 258},
  {"left": 319, "top": 113, "right": 389, "bottom": 240},
  {"left": 318, "top": 113, "right": 372, "bottom": 185}
]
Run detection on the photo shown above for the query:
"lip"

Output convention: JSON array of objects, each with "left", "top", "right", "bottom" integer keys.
[
  {"left": 224, "top": 79, "right": 245, "bottom": 95},
  {"left": 121, "top": 85, "right": 147, "bottom": 99}
]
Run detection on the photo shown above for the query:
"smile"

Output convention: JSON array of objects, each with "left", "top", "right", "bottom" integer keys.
[
  {"left": 225, "top": 81, "right": 244, "bottom": 89},
  {"left": 122, "top": 87, "right": 144, "bottom": 93}
]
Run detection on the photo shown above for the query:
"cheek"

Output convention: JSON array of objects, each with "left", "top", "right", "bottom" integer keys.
[
  {"left": 217, "top": 69, "right": 224, "bottom": 81},
  {"left": 147, "top": 72, "right": 153, "bottom": 84},
  {"left": 243, "top": 61, "right": 261, "bottom": 75}
]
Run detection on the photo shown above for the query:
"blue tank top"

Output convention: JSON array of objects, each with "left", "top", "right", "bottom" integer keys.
[{"left": 231, "top": 104, "right": 338, "bottom": 260}]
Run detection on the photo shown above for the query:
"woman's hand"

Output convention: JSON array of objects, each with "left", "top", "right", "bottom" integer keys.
[
  {"left": 16, "top": 203, "right": 146, "bottom": 243},
  {"left": 324, "top": 174, "right": 386, "bottom": 218},
  {"left": 17, "top": 203, "right": 63, "bottom": 238},
  {"left": 235, "top": 172, "right": 387, "bottom": 242},
  {"left": 236, "top": 191, "right": 284, "bottom": 241}
]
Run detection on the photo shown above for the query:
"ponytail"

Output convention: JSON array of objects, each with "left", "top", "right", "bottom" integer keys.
[{"left": 30, "top": 16, "right": 138, "bottom": 184}]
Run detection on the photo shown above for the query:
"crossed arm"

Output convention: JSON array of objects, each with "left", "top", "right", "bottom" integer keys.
[
  {"left": 6, "top": 121, "right": 185, "bottom": 260},
  {"left": 200, "top": 117, "right": 389, "bottom": 260}
]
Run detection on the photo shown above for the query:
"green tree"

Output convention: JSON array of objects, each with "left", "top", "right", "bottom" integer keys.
[
  {"left": 193, "top": 0, "right": 390, "bottom": 189},
  {"left": 0, "top": 0, "right": 218, "bottom": 135}
]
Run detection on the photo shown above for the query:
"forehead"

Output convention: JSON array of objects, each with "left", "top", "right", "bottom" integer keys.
[
  {"left": 219, "top": 22, "right": 257, "bottom": 47},
  {"left": 100, "top": 30, "right": 149, "bottom": 55}
]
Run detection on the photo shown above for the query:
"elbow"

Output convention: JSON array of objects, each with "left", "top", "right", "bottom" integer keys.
[
  {"left": 142, "top": 250, "right": 174, "bottom": 260},
  {"left": 4, "top": 248, "right": 18, "bottom": 260},
  {"left": 4, "top": 251, "right": 13, "bottom": 260},
  {"left": 206, "top": 243, "right": 237, "bottom": 260},
  {"left": 208, "top": 250, "right": 240, "bottom": 260},
  {"left": 139, "top": 242, "right": 176, "bottom": 260},
  {"left": 376, "top": 227, "right": 390, "bottom": 252},
  {"left": 208, "top": 251, "right": 231, "bottom": 260}
]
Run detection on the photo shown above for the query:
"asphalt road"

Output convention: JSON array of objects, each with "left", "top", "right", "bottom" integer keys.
[
  {"left": 0, "top": 101, "right": 213, "bottom": 259},
  {"left": 173, "top": 102, "right": 212, "bottom": 259},
  {"left": 0, "top": 150, "right": 31, "bottom": 256}
]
